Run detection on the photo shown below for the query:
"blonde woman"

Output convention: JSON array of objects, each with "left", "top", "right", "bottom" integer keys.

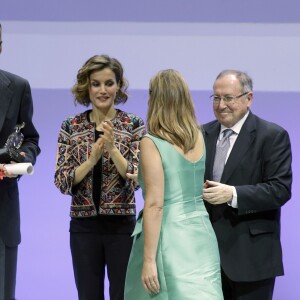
[{"left": 125, "top": 70, "right": 223, "bottom": 299}]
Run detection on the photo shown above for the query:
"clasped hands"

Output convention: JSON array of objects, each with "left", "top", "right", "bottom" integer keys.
[
  {"left": 203, "top": 180, "right": 233, "bottom": 205},
  {"left": 89, "top": 121, "right": 115, "bottom": 166},
  {"left": 124, "top": 174, "right": 233, "bottom": 205}
]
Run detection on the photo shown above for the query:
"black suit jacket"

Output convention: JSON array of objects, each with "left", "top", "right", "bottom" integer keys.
[
  {"left": 0, "top": 69, "right": 40, "bottom": 247},
  {"left": 203, "top": 111, "right": 292, "bottom": 282}
]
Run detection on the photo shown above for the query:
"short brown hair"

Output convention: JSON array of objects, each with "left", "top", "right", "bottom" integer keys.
[{"left": 72, "top": 55, "right": 129, "bottom": 106}]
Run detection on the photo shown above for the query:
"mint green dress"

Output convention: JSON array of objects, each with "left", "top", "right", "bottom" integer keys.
[{"left": 125, "top": 134, "right": 223, "bottom": 300}]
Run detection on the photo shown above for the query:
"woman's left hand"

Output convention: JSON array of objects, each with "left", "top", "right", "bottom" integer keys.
[
  {"left": 141, "top": 261, "right": 160, "bottom": 295},
  {"left": 101, "top": 120, "right": 115, "bottom": 151}
]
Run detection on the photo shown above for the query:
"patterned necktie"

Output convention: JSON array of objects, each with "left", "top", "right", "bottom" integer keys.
[{"left": 212, "top": 129, "right": 234, "bottom": 182}]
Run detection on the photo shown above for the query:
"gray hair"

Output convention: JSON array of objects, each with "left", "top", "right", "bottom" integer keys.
[{"left": 215, "top": 70, "right": 253, "bottom": 93}]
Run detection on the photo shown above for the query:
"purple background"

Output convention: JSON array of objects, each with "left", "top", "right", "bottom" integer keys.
[
  {"left": 1, "top": 0, "right": 300, "bottom": 22},
  {"left": 1, "top": 1, "right": 300, "bottom": 299}
]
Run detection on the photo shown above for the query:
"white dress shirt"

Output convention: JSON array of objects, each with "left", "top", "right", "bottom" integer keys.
[{"left": 217, "top": 111, "right": 249, "bottom": 208}]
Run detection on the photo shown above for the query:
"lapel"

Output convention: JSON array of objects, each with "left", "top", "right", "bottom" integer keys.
[
  {"left": 204, "top": 121, "right": 220, "bottom": 180},
  {"left": 221, "top": 112, "right": 256, "bottom": 183},
  {"left": 0, "top": 70, "right": 13, "bottom": 132}
]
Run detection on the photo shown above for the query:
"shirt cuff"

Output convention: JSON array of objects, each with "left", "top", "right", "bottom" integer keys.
[{"left": 228, "top": 186, "right": 238, "bottom": 208}]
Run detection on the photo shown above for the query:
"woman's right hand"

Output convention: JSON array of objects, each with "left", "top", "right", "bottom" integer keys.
[
  {"left": 73, "top": 137, "right": 105, "bottom": 186},
  {"left": 141, "top": 260, "right": 160, "bottom": 295},
  {"left": 88, "top": 137, "right": 105, "bottom": 166}
]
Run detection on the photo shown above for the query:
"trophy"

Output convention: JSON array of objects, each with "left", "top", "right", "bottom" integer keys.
[{"left": 0, "top": 122, "right": 25, "bottom": 163}]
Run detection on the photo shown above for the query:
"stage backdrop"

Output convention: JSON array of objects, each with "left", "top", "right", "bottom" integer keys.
[{"left": 1, "top": 1, "right": 299, "bottom": 299}]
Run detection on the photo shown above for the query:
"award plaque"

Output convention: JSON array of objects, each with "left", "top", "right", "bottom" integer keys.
[{"left": 0, "top": 122, "right": 25, "bottom": 163}]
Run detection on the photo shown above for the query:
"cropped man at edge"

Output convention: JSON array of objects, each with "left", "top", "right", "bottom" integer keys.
[{"left": 0, "top": 23, "right": 40, "bottom": 300}]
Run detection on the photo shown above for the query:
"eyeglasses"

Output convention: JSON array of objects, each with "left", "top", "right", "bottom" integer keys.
[{"left": 210, "top": 92, "right": 249, "bottom": 103}]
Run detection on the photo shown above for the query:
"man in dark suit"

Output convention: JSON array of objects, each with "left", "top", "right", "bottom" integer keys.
[
  {"left": 0, "top": 23, "right": 40, "bottom": 299},
  {"left": 203, "top": 70, "right": 292, "bottom": 300}
]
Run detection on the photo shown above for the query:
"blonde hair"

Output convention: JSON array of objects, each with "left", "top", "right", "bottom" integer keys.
[
  {"left": 147, "top": 69, "right": 199, "bottom": 153},
  {"left": 72, "top": 55, "right": 128, "bottom": 106}
]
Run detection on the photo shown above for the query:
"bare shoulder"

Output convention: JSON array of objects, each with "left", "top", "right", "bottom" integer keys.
[
  {"left": 140, "top": 136, "right": 161, "bottom": 163},
  {"left": 141, "top": 136, "right": 157, "bottom": 150}
]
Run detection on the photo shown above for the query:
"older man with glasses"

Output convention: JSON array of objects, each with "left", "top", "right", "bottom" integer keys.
[{"left": 203, "top": 70, "right": 292, "bottom": 300}]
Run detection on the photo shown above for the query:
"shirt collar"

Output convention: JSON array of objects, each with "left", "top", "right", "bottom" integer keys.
[{"left": 220, "top": 111, "right": 250, "bottom": 136}]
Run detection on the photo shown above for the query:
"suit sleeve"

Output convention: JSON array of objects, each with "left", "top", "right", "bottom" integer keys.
[
  {"left": 18, "top": 80, "right": 40, "bottom": 164},
  {"left": 236, "top": 128, "right": 292, "bottom": 215}
]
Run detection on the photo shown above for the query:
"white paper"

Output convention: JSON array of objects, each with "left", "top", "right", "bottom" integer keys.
[{"left": 4, "top": 163, "right": 34, "bottom": 175}]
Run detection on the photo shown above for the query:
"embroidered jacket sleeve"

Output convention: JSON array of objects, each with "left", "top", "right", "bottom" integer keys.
[
  {"left": 124, "top": 114, "right": 146, "bottom": 191},
  {"left": 54, "top": 118, "right": 76, "bottom": 195}
]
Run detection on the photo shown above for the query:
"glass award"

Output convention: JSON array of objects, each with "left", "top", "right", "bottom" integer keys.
[{"left": 0, "top": 122, "right": 25, "bottom": 163}]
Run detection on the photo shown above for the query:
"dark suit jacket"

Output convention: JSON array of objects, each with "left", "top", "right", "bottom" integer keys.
[
  {"left": 0, "top": 69, "right": 40, "bottom": 247},
  {"left": 203, "top": 111, "right": 292, "bottom": 282}
]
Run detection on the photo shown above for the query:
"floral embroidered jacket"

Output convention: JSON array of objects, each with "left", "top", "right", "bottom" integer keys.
[{"left": 54, "top": 109, "right": 146, "bottom": 217}]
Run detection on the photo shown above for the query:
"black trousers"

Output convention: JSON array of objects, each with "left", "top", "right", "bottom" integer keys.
[
  {"left": 222, "top": 269, "right": 275, "bottom": 300},
  {"left": 0, "top": 238, "right": 18, "bottom": 300},
  {"left": 70, "top": 233, "right": 133, "bottom": 300}
]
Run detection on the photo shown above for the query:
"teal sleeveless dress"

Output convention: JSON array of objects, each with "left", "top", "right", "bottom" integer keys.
[{"left": 124, "top": 134, "right": 223, "bottom": 300}]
